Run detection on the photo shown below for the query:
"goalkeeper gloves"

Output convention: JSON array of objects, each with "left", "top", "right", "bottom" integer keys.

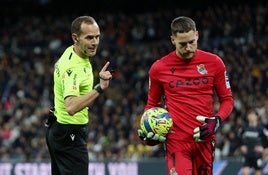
[
  {"left": 193, "top": 116, "right": 222, "bottom": 142},
  {"left": 137, "top": 129, "right": 166, "bottom": 146}
]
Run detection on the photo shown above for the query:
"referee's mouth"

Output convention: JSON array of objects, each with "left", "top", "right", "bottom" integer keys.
[{"left": 88, "top": 47, "right": 97, "bottom": 53}]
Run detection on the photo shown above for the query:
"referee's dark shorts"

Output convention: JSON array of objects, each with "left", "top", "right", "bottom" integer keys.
[{"left": 46, "top": 118, "right": 89, "bottom": 175}]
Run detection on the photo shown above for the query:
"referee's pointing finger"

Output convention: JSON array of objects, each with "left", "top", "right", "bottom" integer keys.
[{"left": 101, "top": 61, "right": 110, "bottom": 72}]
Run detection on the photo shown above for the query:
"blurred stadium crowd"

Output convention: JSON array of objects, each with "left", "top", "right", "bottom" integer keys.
[{"left": 0, "top": 0, "right": 268, "bottom": 163}]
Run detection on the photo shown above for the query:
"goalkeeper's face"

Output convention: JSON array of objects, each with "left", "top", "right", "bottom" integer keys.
[
  {"left": 73, "top": 22, "right": 100, "bottom": 58},
  {"left": 171, "top": 30, "right": 198, "bottom": 61}
]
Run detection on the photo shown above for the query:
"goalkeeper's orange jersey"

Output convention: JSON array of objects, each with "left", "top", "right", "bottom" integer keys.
[{"left": 145, "top": 49, "right": 234, "bottom": 142}]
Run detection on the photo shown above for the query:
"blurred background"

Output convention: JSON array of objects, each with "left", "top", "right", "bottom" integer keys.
[{"left": 0, "top": 0, "right": 268, "bottom": 174}]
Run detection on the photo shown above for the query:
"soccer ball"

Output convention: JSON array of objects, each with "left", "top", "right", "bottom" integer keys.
[{"left": 140, "top": 107, "right": 173, "bottom": 137}]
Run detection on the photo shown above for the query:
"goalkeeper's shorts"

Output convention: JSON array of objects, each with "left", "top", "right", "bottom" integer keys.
[{"left": 166, "top": 139, "right": 214, "bottom": 175}]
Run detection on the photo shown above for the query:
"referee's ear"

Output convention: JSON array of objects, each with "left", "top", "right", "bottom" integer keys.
[{"left": 72, "top": 33, "right": 79, "bottom": 44}]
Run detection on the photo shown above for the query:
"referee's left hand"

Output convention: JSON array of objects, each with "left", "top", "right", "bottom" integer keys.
[{"left": 99, "top": 61, "right": 113, "bottom": 89}]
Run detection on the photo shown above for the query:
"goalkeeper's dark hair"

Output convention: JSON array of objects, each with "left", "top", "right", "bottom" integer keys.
[
  {"left": 171, "top": 16, "right": 196, "bottom": 35},
  {"left": 71, "top": 16, "right": 96, "bottom": 36}
]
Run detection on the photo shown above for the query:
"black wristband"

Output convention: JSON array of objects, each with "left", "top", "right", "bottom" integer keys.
[{"left": 94, "top": 84, "right": 104, "bottom": 94}]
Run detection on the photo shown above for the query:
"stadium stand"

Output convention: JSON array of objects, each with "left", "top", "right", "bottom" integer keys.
[{"left": 0, "top": 0, "right": 268, "bottom": 163}]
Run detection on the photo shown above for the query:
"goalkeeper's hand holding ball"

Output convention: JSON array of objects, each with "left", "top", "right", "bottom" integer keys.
[
  {"left": 137, "top": 129, "right": 166, "bottom": 146},
  {"left": 193, "top": 116, "right": 222, "bottom": 142}
]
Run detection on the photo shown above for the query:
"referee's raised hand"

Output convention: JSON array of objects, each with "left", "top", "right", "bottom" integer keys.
[{"left": 99, "top": 61, "right": 113, "bottom": 90}]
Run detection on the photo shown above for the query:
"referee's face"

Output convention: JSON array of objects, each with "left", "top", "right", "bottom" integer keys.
[
  {"left": 74, "top": 22, "right": 100, "bottom": 58},
  {"left": 171, "top": 30, "right": 198, "bottom": 61}
]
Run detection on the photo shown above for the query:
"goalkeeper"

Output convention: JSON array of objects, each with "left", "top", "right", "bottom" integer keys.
[{"left": 138, "top": 16, "right": 234, "bottom": 175}]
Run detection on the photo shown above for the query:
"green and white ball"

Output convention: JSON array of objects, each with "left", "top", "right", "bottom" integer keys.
[{"left": 140, "top": 107, "right": 173, "bottom": 137}]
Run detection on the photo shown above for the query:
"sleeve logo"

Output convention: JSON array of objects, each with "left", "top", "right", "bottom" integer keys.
[{"left": 225, "top": 71, "right": 230, "bottom": 88}]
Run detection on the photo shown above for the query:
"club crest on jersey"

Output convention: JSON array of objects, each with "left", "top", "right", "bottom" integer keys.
[{"left": 197, "top": 64, "right": 207, "bottom": 75}]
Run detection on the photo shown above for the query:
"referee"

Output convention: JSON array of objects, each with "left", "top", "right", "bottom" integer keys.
[{"left": 45, "top": 16, "right": 113, "bottom": 175}]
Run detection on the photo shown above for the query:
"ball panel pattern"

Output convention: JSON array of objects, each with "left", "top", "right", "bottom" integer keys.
[{"left": 140, "top": 107, "right": 173, "bottom": 137}]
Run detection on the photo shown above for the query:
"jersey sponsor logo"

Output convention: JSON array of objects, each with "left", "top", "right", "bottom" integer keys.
[
  {"left": 243, "top": 131, "right": 259, "bottom": 138},
  {"left": 197, "top": 64, "right": 208, "bottom": 75},
  {"left": 168, "top": 77, "right": 209, "bottom": 88}
]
